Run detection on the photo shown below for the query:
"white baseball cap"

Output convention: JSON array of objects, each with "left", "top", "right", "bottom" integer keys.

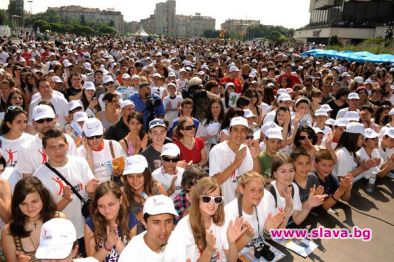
[
  {"left": 346, "top": 122, "right": 364, "bottom": 134},
  {"left": 265, "top": 127, "right": 283, "bottom": 140},
  {"left": 347, "top": 92, "right": 360, "bottom": 100},
  {"left": 345, "top": 111, "right": 360, "bottom": 122},
  {"left": 83, "top": 81, "right": 96, "bottom": 91},
  {"left": 35, "top": 218, "right": 76, "bottom": 260},
  {"left": 123, "top": 155, "right": 148, "bottom": 175},
  {"left": 33, "top": 105, "right": 56, "bottom": 121},
  {"left": 277, "top": 93, "right": 292, "bottom": 102},
  {"left": 149, "top": 118, "right": 166, "bottom": 130},
  {"left": 82, "top": 118, "right": 104, "bottom": 137},
  {"left": 153, "top": 72, "right": 161, "bottom": 78},
  {"left": 230, "top": 116, "right": 248, "bottom": 128},
  {"left": 168, "top": 71, "right": 176, "bottom": 77},
  {"left": 83, "top": 62, "right": 92, "bottom": 71},
  {"left": 73, "top": 111, "right": 88, "bottom": 122},
  {"left": 131, "top": 74, "right": 140, "bottom": 80},
  {"left": 229, "top": 66, "right": 240, "bottom": 72},
  {"left": 260, "top": 121, "right": 282, "bottom": 135},
  {"left": 389, "top": 108, "right": 394, "bottom": 116},
  {"left": 354, "top": 76, "right": 364, "bottom": 84},
  {"left": 161, "top": 143, "right": 180, "bottom": 157},
  {"left": 103, "top": 75, "right": 114, "bottom": 84},
  {"left": 363, "top": 128, "right": 378, "bottom": 139},
  {"left": 325, "top": 118, "right": 335, "bottom": 126},
  {"left": 122, "top": 73, "right": 131, "bottom": 79},
  {"left": 341, "top": 72, "right": 350, "bottom": 77},
  {"left": 52, "top": 76, "right": 63, "bottom": 83},
  {"left": 320, "top": 104, "right": 333, "bottom": 112},
  {"left": 384, "top": 127, "right": 394, "bottom": 138},
  {"left": 68, "top": 100, "right": 83, "bottom": 112},
  {"left": 277, "top": 88, "right": 288, "bottom": 95},
  {"left": 143, "top": 195, "right": 178, "bottom": 217},
  {"left": 225, "top": 82, "right": 235, "bottom": 89},
  {"left": 120, "top": 100, "right": 135, "bottom": 110},
  {"left": 334, "top": 118, "right": 348, "bottom": 127},
  {"left": 243, "top": 109, "right": 255, "bottom": 118},
  {"left": 315, "top": 108, "right": 328, "bottom": 117},
  {"left": 313, "top": 127, "right": 324, "bottom": 134}
]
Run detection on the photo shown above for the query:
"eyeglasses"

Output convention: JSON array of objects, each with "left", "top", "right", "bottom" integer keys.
[
  {"left": 35, "top": 118, "right": 54, "bottom": 124},
  {"left": 183, "top": 125, "right": 195, "bottom": 131},
  {"left": 200, "top": 195, "right": 224, "bottom": 204},
  {"left": 161, "top": 156, "right": 179, "bottom": 162},
  {"left": 87, "top": 135, "right": 103, "bottom": 140},
  {"left": 246, "top": 135, "right": 254, "bottom": 140},
  {"left": 6, "top": 105, "right": 24, "bottom": 112},
  {"left": 299, "top": 135, "right": 312, "bottom": 140}
]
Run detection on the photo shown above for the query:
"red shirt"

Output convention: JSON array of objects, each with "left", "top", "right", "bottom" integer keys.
[
  {"left": 220, "top": 76, "right": 242, "bottom": 93},
  {"left": 174, "top": 137, "right": 204, "bottom": 164},
  {"left": 277, "top": 73, "right": 301, "bottom": 88}
]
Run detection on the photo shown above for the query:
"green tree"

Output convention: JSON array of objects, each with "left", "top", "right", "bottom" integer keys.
[
  {"left": 203, "top": 29, "right": 220, "bottom": 38},
  {"left": 80, "top": 14, "right": 86, "bottom": 25},
  {"left": 96, "top": 23, "right": 116, "bottom": 35},
  {"left": 33, "top": 19, "right": 50, "bottom": 31},
  {"left": 7, "top": 0, "right": 24, "bottom": 27},
  {"left": 0, "top": 9, "right": 9, "bottom": 25}
]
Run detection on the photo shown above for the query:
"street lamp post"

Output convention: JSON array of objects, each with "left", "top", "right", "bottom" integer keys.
[{"left": 28, "top": 0, "right": 33, "bottom": 16}]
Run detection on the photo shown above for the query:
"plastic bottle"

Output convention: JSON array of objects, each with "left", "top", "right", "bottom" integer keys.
[{"left": 366, "top": 174, "right": 376, "bottom": 193}]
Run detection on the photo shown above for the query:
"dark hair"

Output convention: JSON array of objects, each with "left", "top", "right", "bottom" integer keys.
[
  {"left": 335, "top": 88, "right": 349, "bottom": 100},
  {"left": 6, "top": 89, "right": 27, "bottom": 111},
  {"left": 0, "top": 106, "right": 27, "bottom": 135},
  {"left": 374, "top": 104, "right": 391, "bottom": 125},
  {"left": 315, "top": 149, "right": 334, "bottom": 163},
  {"left": 220, "top": 107, "right": 244, "bottom": 130},
  {"left": 102, "top": 92, "right": 118, "bottom": 103},
  {"left": 204, "top": 80, "right": 218, "bottom": 92},
  {"left": 294, "top": 126, "right": 317, "bottom": 147},
  {"left": 360, "top": 105, "right": 373, "bottom": 114},
  {"left": 271, "top": 153, "right": 293, "bottom": 177},
  {"left": 42, "top": 129, "right": 67, "bottom": 148},
  {"left": 263, "top": 84, "right": 275, "bottom": 105},
  {"left": 122, "top": 168, "right": 155, "bottom": 210},
  {"left": 91, "top": 181, "right": 130, "bottom": 247},
  {"left": 236, "top": 96, "right": 251, "bottom": 109},
  {"left": 336, "top": 131, "right": 361, "bottom": 154},
  {"left": 181, "top": 165, "right": 208, "bottom": 188},
  {"left": 181, "top": 98, "right": 193, "bottom": 107},
  {"left": 10, "top": 177, "right": 57, "bottom": 237},
  {"left": 205, "top": 98, "right": 225, "bottom": 126},
  {"left": 274, "top": 106, "right": 291, "bottom": 135},
  {"left": 290, "top": 148, "right": 310, "bottom": 162},
  {"left": 173, "top": 116, "right": 193, "bottom": 139}
]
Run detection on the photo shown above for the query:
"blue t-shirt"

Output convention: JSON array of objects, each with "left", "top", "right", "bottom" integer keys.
[
  {"left": 85, "top": 213, "right": 137, "bottom": 262},
  {"left": 129, "top": 93, "right": 165, "bottom": 130}
]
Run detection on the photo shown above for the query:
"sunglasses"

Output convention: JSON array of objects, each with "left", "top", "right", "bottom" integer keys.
[
  {"left": 299, "top": 135, "right": 312, "bottom": 140},
  {"left": 161, "top": 156, "right": 179, "bottom": 162},
  {"left": 200, "top": 195, "right": 224, "bottom": 204},
  {"left": 87, "top": 135, "right": 103, "bottom": 140},
  {"left": 246, "top": 135, "right": 254, "bottom": 140},
  {"left": 7, "top": 105, "right": 24, "bottom": 112},
  {"left": 35, "top": 118, "right": 54, "bottom": 124},
  {"left": 183, "top": 125, "right": 195, "bottom": 131}
]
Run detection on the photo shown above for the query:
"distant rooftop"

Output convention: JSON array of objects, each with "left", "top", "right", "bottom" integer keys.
[{"left": 48, "top": 5, "right": 122, "bottom": 15}]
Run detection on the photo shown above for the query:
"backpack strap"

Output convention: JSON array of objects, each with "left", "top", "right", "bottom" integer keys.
[
  {"left": 266, "top": 183, "right": 295, "bottom": 209},
  {"left": 109, "top": 140, "right": 115, "bottom": 158}
]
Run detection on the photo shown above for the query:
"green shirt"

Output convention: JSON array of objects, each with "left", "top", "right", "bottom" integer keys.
[{"left": 259, "top": 151, "right": 274, "bottom": 178}]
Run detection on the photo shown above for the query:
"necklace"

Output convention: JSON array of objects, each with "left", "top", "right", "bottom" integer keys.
[{"left": 28, "top": 235, "right": 38, "bottom": 250}]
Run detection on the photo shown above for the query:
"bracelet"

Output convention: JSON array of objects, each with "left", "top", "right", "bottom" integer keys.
[
  {"left": 331, "top": 194, "right": 339, "bottom": 201},
  {"left": 103, "top": 241, "right": 113, "bottom": 252}
]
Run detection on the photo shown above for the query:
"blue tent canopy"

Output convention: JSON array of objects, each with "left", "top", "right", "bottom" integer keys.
[{"left": 301, "top": 49, "right": 394, "bottom": 63}]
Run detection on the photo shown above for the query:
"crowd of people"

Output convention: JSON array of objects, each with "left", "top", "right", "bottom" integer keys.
[{"left": 0, "top": 34, "right": 393, "bottom": 261}]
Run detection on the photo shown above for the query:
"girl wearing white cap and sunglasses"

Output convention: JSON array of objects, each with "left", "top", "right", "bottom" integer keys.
[{"left": 165, "top": 177, "right": 247, "bottom": 262}]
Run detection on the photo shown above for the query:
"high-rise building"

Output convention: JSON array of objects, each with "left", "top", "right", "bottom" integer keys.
[
  {"left": 295, "top": 0, "right": 394, "bottom": 44},
  {"left": 154, "top": 0, "right": 176, "bottom": 36}
]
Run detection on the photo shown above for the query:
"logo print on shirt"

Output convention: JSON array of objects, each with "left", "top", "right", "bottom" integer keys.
[
  {"left": 38, "top": 148, "right": 47, "bottom": 164},
  {"left": 51, "top": 177, "right": 64, "bottom": 195},
  {"left": 5, "top": 148, "right": 17, "bottom": 165}
]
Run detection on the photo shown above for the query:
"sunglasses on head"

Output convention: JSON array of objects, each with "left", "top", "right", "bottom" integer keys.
[
  {"left": 200, "top": 195, "right": 224, "bottom": 204},
  {"left": 299, "top": 135, "right": 312, "bottom": 140},
  {"left": 183, "top": 125, "right": 195, "bottom": 131},
  {"left": 35, "top": 118, "right": 54, "bottom": 124},
  {"left": 161, "top": 155, "right": 179, "bottom": 162},
  {"left": 87, "top": 135, "right": 103, "bottom": 140},
  {"left": 6, "top": 105, "right": 24, "bottom": 112}
]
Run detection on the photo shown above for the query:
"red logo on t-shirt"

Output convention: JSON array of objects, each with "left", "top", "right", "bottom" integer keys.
[
  {"left": 51, "top": 177, "right": 64, "bottom": 195},
  {"left": 5, "top": 148, "right": 17, "bottom": 165},
  {"left": 38, "top": 148, "right": 47, "bottom": 164}
]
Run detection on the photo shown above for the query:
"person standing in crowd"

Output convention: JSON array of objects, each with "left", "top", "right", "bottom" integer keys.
[
  {"left": 163, "top": 82, "right": 183, "bottom": 127},
  {"left": 33, "top": 129, "right": 99, "bottom": 254},
  {"left": 0, "top": 106, "right": 33, "bottom": 167},
  {"left": 209, "top": 116, "right": 260, "bottom": 205},
  {"left": 169, "top": 98, "right": 200, "bottom": 137},
  {"left": 105, "top": 100, "right": 135, "bottom": 142},
  {"left": 119, "top": 195, "right": 178, "bottom": 262},
  {"left": 78, "top": 118, "right": 125, "bottom": 183},
  {"left": 119, "top": 111, "right": 148, "bottom": 156},
  {"left": 16, "top": 104, "right": 77, "bottom": 177},
  {"left": 96, "top": 93, "right": 121, "bottom": 132}
]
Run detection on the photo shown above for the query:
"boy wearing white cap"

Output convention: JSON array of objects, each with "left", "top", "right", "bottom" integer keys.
[
  {"left": 28, "top": 80, "right": 69, "bottom": 128},
  {"left": 16, "top": 104, "right": 77, "bottom": 177},
  {"left": 259, "top": 127, "right": 284, "bottom": 183},
  {"left": 209, "top": 116, "right": 260, "bottom": 204},
  {"left": 118, "top": 195, "right": 178, "bottom": 262},
  {"left": 336, "top": 92, "right": 359, "bottom": 120},
  {"left": 378, "top": 127, "right": 394, "bottom": 178},
  {"left": 356, "top": 128, "right": 382, "bottom": 181},
  {"left": 36, "top": 218, "right": 98, "bottom": 262},
  {"left": 152, "top": 143, "right": 185, "bottom": 198}
]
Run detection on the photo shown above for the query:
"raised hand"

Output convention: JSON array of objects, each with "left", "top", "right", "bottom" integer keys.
[
  {"left": 314, "top": 185, "right": 325, "bottom": 196},
  {"left": 234, "top": 147, "right": 247, "bottom": 167},
  {"left": 63, "top": 185, "right": 73, "bottom": 201},
  {"left": 227, "top": 217, "right": 248, "bottom": 244},
  {"left": 339, "top": 173, "right": 353, "bottom": 192},
  {"left": 205, "top": 229, "right": 217, "bottom": 252},
  {"left": 264, "top": 211, "right": 286, "bottom": 232},
  {"left": 248, "top": 139, "right": 260, "bottom": 159},
  {"left": 306, "top": 187, "right": 327, "bottom": 209},
  {"left": 86, "top": 178, "right": 100, "bottom": 194},
  {"left": 284, "top": 185, "right": 293, "bottom": 214},
  {"left": 106, "top": 224, "right": 119, "bottom": 247}
]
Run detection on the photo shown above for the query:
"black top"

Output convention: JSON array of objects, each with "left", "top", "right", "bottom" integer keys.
[
  {"left": 327, "top": 100, "right": 348, "bottom": 119},
  {"left": 105, "top": 118, "right": 129, "bottom": 141},
  {"left": 294, "top": 173, "right": 320, "bottom": 203}
]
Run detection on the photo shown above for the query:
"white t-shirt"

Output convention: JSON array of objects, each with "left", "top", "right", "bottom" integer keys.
[
  {"left": 224, "top": 190, "right": 276, "bottom": 239},
  {"left": 356, "top": 147, "right": 382, "bottom": 181},
  {"left": 16, "top": 133, "right": 77, "bottom": 175},
  {"left": 164, "top": 215, "right": 229, "bottom": 262},
  {"left": 209, "top": 142, "right": 254, "bottom": 205},
  {"left": 33, "top": 155, "right": 95, "bottom": 239},
  {"left": 28, "top": 95, "right": 69, "bottom": 128},
  {"left": 119, "top": 231, "right": 164, "bottom": 262},
  {"left": 78, "top": 140, "right": 125, "bottom": 183},
  {"left": 196, "top": 120, "right": 221, "bottom": 150},
  {"left": 334, "top": 147, "right": 358, "bottom": 179},
  {"left": 163, "top": 95, "right": 183, "bottom": 127},
  {"left": 152, "top": 166, "right": 184, "bottom": 199},
  {"left": 270, "top": 181, "right": 302, "bottom": 215},
  {"left": 0, "top": 133, "right": 34, "bottom": 167}
]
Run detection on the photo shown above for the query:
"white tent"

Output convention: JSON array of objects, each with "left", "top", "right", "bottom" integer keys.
[{"left": 135, "top": 25, "right": 149, "bottom": 37}]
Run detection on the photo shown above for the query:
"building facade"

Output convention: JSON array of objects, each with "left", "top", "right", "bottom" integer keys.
[
  {"left": 49, "top": 6, "right": 124, "bottom": 33},
  {"left": 221, "top": 19, "right": 260, "bottom": 37},
  {"left": 154, "top": 0, "right": 176, "bottom": 36},
  {"left": 295, "top": 0, "right": 394, "bottom": 43},
  {"left": 176, "top": 13, "right": 215, "bottom": 37}
]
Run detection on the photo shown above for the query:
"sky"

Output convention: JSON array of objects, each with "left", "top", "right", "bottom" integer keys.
[{"left": 1, "top": 0, "right": 311, "bottom": 29}]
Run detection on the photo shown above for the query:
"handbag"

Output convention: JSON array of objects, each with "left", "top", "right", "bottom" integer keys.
[{"left": 45, "top": 162, "right": 91, "bottom": 219}]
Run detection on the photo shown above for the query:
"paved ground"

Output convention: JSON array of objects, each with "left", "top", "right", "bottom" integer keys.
[{"left": 268, "top": 177, "right": 394, "bottom": 262}]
